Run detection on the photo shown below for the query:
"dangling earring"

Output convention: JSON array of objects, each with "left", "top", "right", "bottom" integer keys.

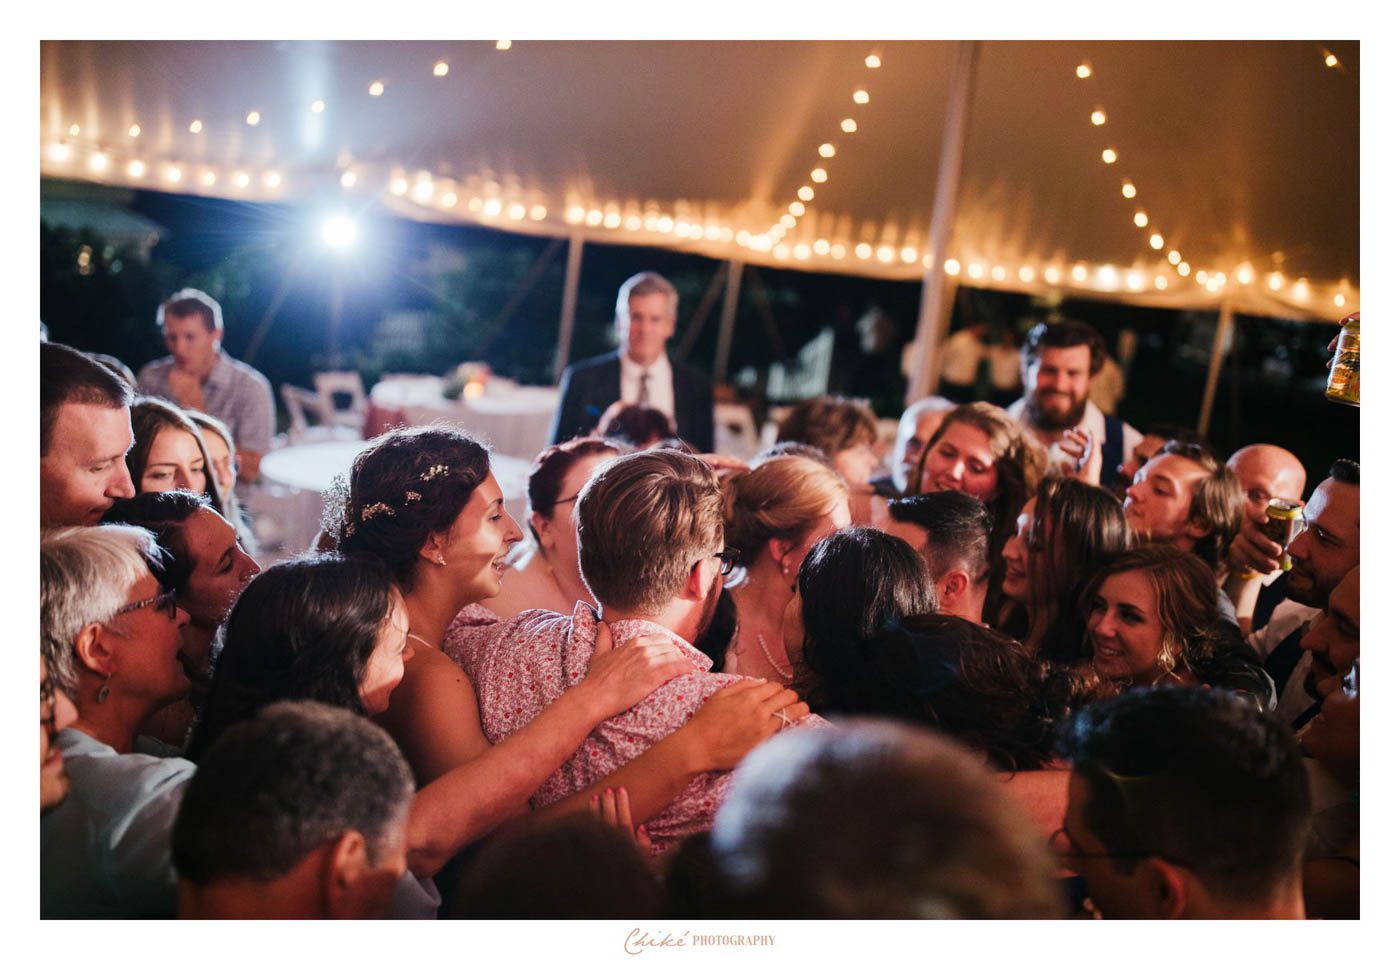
[
  {"left": 96, "top": 673, "right": 112, "bottom": 704},
  {"left": 435, "top": 555, "right": 448, "bottom": 567}
]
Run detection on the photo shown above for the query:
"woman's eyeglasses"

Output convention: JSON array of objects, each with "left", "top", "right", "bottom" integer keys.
[{"left": 114, "top": 588, "right": 180, "bottom": 621}]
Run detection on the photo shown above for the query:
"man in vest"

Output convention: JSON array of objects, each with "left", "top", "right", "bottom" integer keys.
[
  {"left": 1239, "top": 460, "right": 1360, "bottom": 730},
  {"left": 1006, "top": 320, "right": 1141, "bottom": 487}
]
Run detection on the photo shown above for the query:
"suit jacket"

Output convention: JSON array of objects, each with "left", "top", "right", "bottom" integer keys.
[{"left": 550, "top": 351, "right": 715, "bottom": 452}]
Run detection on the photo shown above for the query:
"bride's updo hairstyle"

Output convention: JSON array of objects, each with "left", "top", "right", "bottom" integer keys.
[{"left": 330, "top": 426, "right": 491, "bottom": 591}]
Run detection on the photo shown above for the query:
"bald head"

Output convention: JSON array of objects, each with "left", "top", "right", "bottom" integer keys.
[{"left": 1227, "top": 444, "right": 1307, "bottom": 527}]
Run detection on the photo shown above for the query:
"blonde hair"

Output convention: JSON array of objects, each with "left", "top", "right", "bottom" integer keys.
[
  {"left": 722, "top": 455, "right": 848, "bottom": 568},
  {"left": 576, "top": 449, "right": 724, "bottom": 614}
]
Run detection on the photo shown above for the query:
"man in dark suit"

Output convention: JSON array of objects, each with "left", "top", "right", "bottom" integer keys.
[{"left": 550, "top": 271, "right": 715, "bottom": 452}]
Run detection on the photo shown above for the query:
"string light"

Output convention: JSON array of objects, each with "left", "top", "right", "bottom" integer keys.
[
  {"left": 855, "top": 243, "right": 873, "bottom": 260},
  {"left": 789, "top": 201, "right": 805, "bottom": 217},
  {"left": 603, "top": 210, "right": 622, "bottom": 228},
  {"left": 1018, "top": 266, "right": 1035, "bottom": 283},
  {"left": 797, "top": 185, "right": 815, "bottom": 202},
  {"left": 1076, "top": 63, "right": 1093, "bottom": 79},
  {"left": 1149, "top": 233, "right": 1164, "bottom": 250},
  {"left": 68, "top": 123, "right": 80, "bottom": 136},
  {"left": 156, "top": 167, "right": 176, "bottom": 184},
  {"left": 246, "top": 111, "right": 261, "bottom": 126},
  {"left": 484, "top": 198, "right": 503, "bottom": 217},
  {"left": 340, "top": 171, "right": 357, "bottom": 189},
  {"left": 1121, "top": 181, "right": 1136, "bottom": 198},
  {"left": 780, "top": 214, "right": 797, "bottom": 229},
  {"left": 853, "top": 89, "right": 870, "bottom": 105},
  {"left": 532, "top": 205, "right": 549, "bottom": 222},
  {"left": 818, "top": 143, "right": 836, "bottom": 158},
  {"left": 1323, "top": 51, "right": 1339, "bottom": 68},
  {"left": 966, "top": 261, "right": 984, "bottom": 278},
  {"left": 1268, "top": 273, "right": 1284, "bottom": 291},
  {"left": 189, "top": 119, "right": 203, "bottom": 133},
  {"left": 814, "top": 239, "right": 831, "bottom": 255},
  {"left": 794, "top": 243, "right": 811, "bottom": 260},
  {"left": 1154, "top": 275, "right": 1169, "bottom": 290},
  {"left": 1044, "top": 267, "right": 1062, "bottom": 284},
  {"left": 412, "top": 178, "right": 434, "bottom": 202},
  {"left": 369, "top": 81, "right": 385, "bottom": 96},
  {"left": 841, "top": 118, "right": 857, "bottom": 133},
  {"left": 991, "top": 265, "right": 1006, "bottom": 281},
  {"left": 496, "top": 40, "right": 512, "bottom": 51},
  {"left": 1101, "top": 148, "right": 1117, "bottom": 164},
  {"left": 1292, "top": 279, "right": 1310, "bottom": 299},
  {"left": 232, "top": 171, "right": 250, "bottom": 188},
  {"left": 585, "top": 208, "right": 603, "bottom": 226},
  {"left": 390, "top": 176, "right": 408, "bottom": 196},
  {"left": 1177, "top": 261, "right": 1191, "bottom": 277},
  {"left": 1167, "top": 250, "right": 1182, "bottom": 265},
  {"left": 311, "top": 100, "right": 325, "bottom": 113},
  {"left": 865, "top": 54, "right": 881, "bottom": 69},
  {"left": 1333, "top": 293, "right": 1346, "bottom": 307},
  {"left": 126, "top": 159, "right": 146, "bottom": 178},
  {"left": 433, "top": 61, "right": 449, "bottom": 77},
  {"left": 46, "top": 142, "right": 71, "bottom": 163},
  {"left": 1071, "top": 264, "right": 1089, "bottom": 283},
  {"left": 944, "top": 258, "right": 961, "bottom": 276},
  {"left": 263, "top": 171, "right": 281, "bottom": 189},
  {"left": 199, "top": 170, "right": 216, "bottom": 187},
  {"left": 657, "top": 215, "right": 674, "bottom": 232},
  {"left": 811, "top": 167, "right": 828, "bottom": 183},
  {"left": 902, "top": 247, "right": 920, "bottom": 265},
  {"left": 830, "top": 243, "right": 846, "bottom": 260},
  {"left": 1134, "top": 212, "right": 1149, "bottom": 228},
  {"left": 1090, "top": 109, "right": 1106, "bottom": 126},
  {"left": 1235, "top": 266, "right": 1253, "bottom": 284},
  {"left": 127, "top": 123, "right": 141, "bottom": 138},
  {"left": 443, "top": 192, "right": 458, "bottom": 208}
]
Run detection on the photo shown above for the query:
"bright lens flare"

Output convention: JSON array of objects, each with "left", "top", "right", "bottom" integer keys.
[{"left": 321, "top": 214, "right": 358, "bottom": 250}]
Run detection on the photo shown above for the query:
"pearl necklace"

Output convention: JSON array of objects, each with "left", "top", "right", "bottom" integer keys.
[{"left": 754, "top": 630, "right": 794, "bottom": 682}]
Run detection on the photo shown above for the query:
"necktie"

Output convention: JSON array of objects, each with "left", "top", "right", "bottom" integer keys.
[{"left": 637, "top": 371, "right": 651, "bottom": 407}]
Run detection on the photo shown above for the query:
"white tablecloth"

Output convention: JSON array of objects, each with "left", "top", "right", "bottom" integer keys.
[
  {"left": 252, "top": 438, "right": 531, "bottom": 563},
  {"left": 369, "top": 376, "right": 559, "bottom": 462}
]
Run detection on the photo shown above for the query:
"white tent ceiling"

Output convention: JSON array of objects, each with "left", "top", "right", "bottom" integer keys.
[{"left": 39, "top": 39, "right": 1359, "bottom": 321}]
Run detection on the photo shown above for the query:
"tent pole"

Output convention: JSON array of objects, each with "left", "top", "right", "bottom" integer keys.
[
  {"left": 906, "top": 40, "right": 981, "bottom": 407},
  {"left": 713, "top": 259, "right": 745, "bottom": 382},
  {"left": 553, "top": 232, "right": 585, "bottom": 384},
  {"left": 1197, "top": 297, "right": 1234, "bottom": 436}
]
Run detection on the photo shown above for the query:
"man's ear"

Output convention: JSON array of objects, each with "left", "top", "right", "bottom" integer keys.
[
  {"left": 323, "top": 830, "right": 370, "bottom": 921},
  {"left": 73, "top": 621, "right": 117, "bottom": 677},
  {"left": 1141, "top": 858, "right": 1190, "bottom": 920},
  {"left": 940, "top": 570, "right": 970, "bottom": 606},
  {"left": 681, "top": 556, "right": 713, "bottom": 602},
  {"left": 1183, "top": 512, "right": 1212, "bottom": 542},
  {"left": 530, "top": 513, "right": 556, "bottom": 553}
]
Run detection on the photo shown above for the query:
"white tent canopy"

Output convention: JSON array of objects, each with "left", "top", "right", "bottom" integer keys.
[{"left": 40, "top": 40, "right": 1359, "bottom": 323}]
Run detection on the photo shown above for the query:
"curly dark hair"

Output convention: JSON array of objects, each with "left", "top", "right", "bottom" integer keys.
[
  {"left": 335, "top": 425, "right": 491, "bottom": 592},
  {"left": 185, "top": 553, "right": 397, "bottom": 763},
  {"left": 857, "top": 613, "right": 1095, "bottom": 771},
  {"left": 794, "top": 527, "right": 938, "bottom": 712}
]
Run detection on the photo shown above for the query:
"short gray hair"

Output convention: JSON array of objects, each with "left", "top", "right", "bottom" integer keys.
[
  {"left": 614, "top": 271, "right": 678, "bottom": 323},
  {"left": 41, "top": 524, "right": 164, "bottom": 696}
]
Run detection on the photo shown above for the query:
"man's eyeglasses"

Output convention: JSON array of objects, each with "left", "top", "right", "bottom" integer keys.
[
  {"left": 114, "top": 588, "right": 180, "bottom": 621},
  {"left": 713, "top": 548, "right": 741, "bottom": 576},
  {"left": 1050, "top": 823, "right": 1192, "bottom": 869}
]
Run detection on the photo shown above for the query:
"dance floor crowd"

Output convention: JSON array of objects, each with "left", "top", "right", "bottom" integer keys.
[{"left": 38, "top": 280, "right": 1359, "bottom": 920}]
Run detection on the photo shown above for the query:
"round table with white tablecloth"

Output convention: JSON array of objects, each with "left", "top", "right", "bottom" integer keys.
[
  {"left": 367, "top": 376, "right": 560, "bottom": 462},
  {"left": 250, "top": 438, "right": 531, "bottom": 563}
]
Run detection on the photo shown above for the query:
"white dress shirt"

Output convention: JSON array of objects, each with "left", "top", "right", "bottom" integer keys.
[{"left": 619, "top": 351, "right": 675, "bottom": 421}]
